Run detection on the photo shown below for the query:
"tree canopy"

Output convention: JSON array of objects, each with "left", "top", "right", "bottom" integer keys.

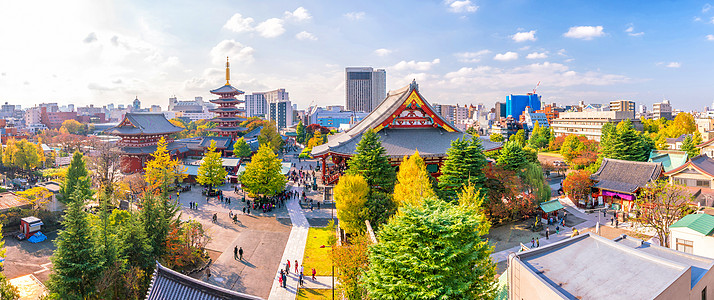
[
  {"left": 197, "top": 140, "right": 227, "bottom": 192},
  {"left": 144, "top": 137, "right": 187, "bottom": 197},
  {"left": 489, "top": 133, "right": 504, "bottom": 143},
  {"left": 233, "top": 137, "right": 252, "bottom": 158},
  {"left": 364, "top": 197, "right": 496, "bottom": 300},
  {"left": 59, "top": 151, "right": 92, "bottom": 202},
  {"left": 334, "top": 174, "right": 370, "bottom": 235},
  {"left": 634, "top": 180, "right": 693, "bottom": 248},
  {"left": 497, "top": 141, "right": 528, "bottom": 171},
  {"left": 346, "top": 129, "right": 396, "bottom": 194},
  {"left": 393, "top": 151, "right": 437, "bottom": 207},
  {"left": 438, "top": 137, "right": 488, "bottom": 200},
  {"left": 258, "top": 121, "right": 283, "bottom": 153},
  {"left": 681, "top": 135, "right": 700, "bottom": 158},
  {"left": 240, "top": 144, "right": 286, "bottom": 198}
]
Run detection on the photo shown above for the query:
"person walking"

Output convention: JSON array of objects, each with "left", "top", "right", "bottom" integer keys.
[
  {"left": 294, "top": 260, "right": 299, "bottom": 273},
  {"left": 300, "top": 264, "right": 304, "bottom": 276},
  {"left": 312, "top": 268, "right": 316, "bottom": 280},
  {"left": 546, "top": 227, "right": 550, "bottom": 239},
  {"left": 299, "top": 272, "right": 304, "bottom": 287},
  {"left": 531, "top": 237, "right": 535, "bottom": 248},
  {"left": 206, "top": 266, "right": 211, "bottom": 280},
  {"left": 286, "top": 260, "right": 291, "bottom": 275},
  {"left": 536, "top": 237, "right": 540, "bottom": 247},
  {"left": 239, "top": 247, "right": 243, "bottom": 260},
  {"left": 556, "top": 225, "right": 560, "bottom": 234},
  {"left": 234, "top": 246, "right": 238, "bottom": 260}
]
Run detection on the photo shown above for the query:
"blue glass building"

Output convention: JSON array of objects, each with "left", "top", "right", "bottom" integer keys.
[{"left": 506, "top": 94, "right": 541, "bottom": 120}]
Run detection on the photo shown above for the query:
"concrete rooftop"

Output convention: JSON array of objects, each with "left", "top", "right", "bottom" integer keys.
[{"left": 517, "top": 233, "right": 703, "bottom": 299}]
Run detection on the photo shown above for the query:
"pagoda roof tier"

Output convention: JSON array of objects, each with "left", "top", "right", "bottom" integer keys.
[
  {"left": 209, "top": 107, "right": 244, "bottom": 113},
  {"left": 313, "top": 80, "right": 484, "bottom": 158},
  {"left": 210, "top": 84, "right": 244, "bottom": 95},
  {"left": 118, "top": 141, "right": 189, "bottom": 155},
  {"left": 209, "top": 98, "right": 244, "bottom": 104},
  {"left": 105, "top": 113, "right": 184, "bottom": 136},
  {"left": 209, "top": 127, "right": 248, "bottom": 132},
  {"left": 208, "top": 117, "right": 246, "bottom": 123}
]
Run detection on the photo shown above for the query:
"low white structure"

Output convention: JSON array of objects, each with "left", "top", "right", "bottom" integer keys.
[{"left": 670, "top": 213, "right": 714, "bottom": 259}]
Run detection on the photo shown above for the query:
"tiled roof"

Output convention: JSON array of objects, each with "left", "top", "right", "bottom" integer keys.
[
  {"left": 665, "top": 154, "right": 714, "bottom": 177},
  {"left": 590, "top": 158, "right": 662, "bottom": 194},
  {"left": 312, "top": 81, "right": 492, "bottom": 157},
  {"left": 314, "top": 127, "right": 501, "bottom": 158},
  {"left": 146, "top": 262, "right": 262, "bottom": 300},
  {"left": 199, "top": 137, "right": 233, "bottom": 149},
  {"left": 242, "top": 126, "right": 263, "bottom": 139},
  {"left": 648, "top": 150, "right": 688, "bottom": 173},
  {"left": 540, "top": 199, "right": 565, "bottom": 213},
  {"left": 119, "top": 141, "right": 188, "bottom": 155},
  {"left": 670, "top": 213, "right": 714, "bottom": 236},
  {"left": 666, "top": 133, "right": 690, "bottom": 144},
  {"left": 209, "top": 84, "right": 244, "bottom": 95},
  {"left": 0, "top": 192, "right": 31, "bottom": 211},
  {"left": 105, "top": 113, "right": 184, "bottom": 135}
]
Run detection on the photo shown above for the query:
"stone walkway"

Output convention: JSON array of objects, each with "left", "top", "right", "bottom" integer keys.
[{"left": 267, "top": 182, "right": 310, "bottom": 299}]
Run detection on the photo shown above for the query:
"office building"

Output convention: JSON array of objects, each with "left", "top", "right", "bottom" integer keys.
[
  {"left": 244, "top": 93, "right": 267, "bottom": 118},
  {"left": 494, "top": 102, "right": 507, "bottom": 119},
  {"left": 609, "top": 100, "right": 635, "bottom": 112},
  {"left": 268, "top": 100, "right": 293, "bottom": 129},
  {"left": 550, "top": 111, "right": 642, "bottom": 141},
  {"left": 506, "top": 93, "right": 541, "bottom": 120},
  {"left": 345, "top": 67, "right": 386, "bottom": 112},
  {"left": 654, "top": 99, "right": 673, "bottom": 120}
]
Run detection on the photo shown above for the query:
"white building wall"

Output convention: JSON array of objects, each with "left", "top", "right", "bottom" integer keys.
[{"left": 670, "top": 227, "right": 714, "bottom": 259}]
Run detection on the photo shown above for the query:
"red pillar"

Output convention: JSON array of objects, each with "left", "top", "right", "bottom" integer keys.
[{"left": 321, "top": 155, "right": 327, "bottom": 184}]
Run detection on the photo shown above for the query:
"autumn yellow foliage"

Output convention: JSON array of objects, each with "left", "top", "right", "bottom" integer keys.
[
  {"left": 334, "top": 174, "right": 369, "bottom": 235},
  {"left": 393, "top": 151, "right": 436, "bottom": 207}
]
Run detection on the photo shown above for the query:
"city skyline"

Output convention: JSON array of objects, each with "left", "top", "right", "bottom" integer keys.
[{"left": 1, "top": 1, "right": 714, "bottom": 111}]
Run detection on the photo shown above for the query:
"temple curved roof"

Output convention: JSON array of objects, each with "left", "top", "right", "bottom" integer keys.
[
  {"left": 312, "top": 81, "right": 500, "bottom": 158},
  {"left": 105, "top": 113, "right": 184, "bottom": 135},
  {"left": 210, "top": 84, "right": 244, "bottom": 95}
]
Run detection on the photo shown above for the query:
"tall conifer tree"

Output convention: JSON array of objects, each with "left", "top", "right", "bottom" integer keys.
[{"left": 346, "top": 129, "right": 396, "bottom": 193}]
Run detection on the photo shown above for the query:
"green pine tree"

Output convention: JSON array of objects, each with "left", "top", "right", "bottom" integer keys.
[
  {"left": 612, "top": 119, "right": 648, "bottom": 161},
  {"left": 59, "top": 151, "right": 91, "bottom": 202},
  {"left": 233, "top": 137, "right": 252, "bottom": 158},
  {"left": 600, "top": 122, "right": 617, "bottom": 159},
  {"left": 198, "top": 140, "right": 228, "bottom": 193},
  {"left": 364, "top": 197, "right": 496, "bottom": 299},
  {"left": 50, "top": 190, "right": 104, "bottom": 298},
  {"left": 438, "top": 138, "right": 488, "bottom": 201},
  {"left": 497, "top": 141, "right": 528, "bottom": 171},
  {"left": 140, "top": 193, "right": 176, "bottom": 261},
  {"left": 346, "top": 129, "right": 396, "bottom": 193},
  {"left": 511, "top": 129, "right": 526, "bottom": 147},
  {"left": 681, "top": 135, "right": 700, "bottom": 157}
]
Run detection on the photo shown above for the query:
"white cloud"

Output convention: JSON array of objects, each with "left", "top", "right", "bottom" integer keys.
[
  {"left": 210, "top": 39, "right": 255, "bottom": 65},
  {"left": 526, "top": 52, "right": 548, "bottom": 59},
  {"left": 224, "top": 13, "right": 255, "bottom": 33},
  {"left": 695, "top": 17, "right": 703, "bottom": 22},
  {"left": 255, "top": 18, "right": 285, "bottom": 38},
  {"left": 374, "top": 48, "right": 393, "bottom": 56},
  {"left": 344, "top": 12, "right": 365, "bottom": 20},
  {"left": 83, "top": 32, "right": 97, "bottom": 43},
  {"left": 707, "top": 34, "right": 714, "bottom": 41},
  {"left": 512, "top": 30, "right": 537, "bottom": 42},
  {"left": 666, "top": 62, "right": 681, "bottom": 68},
  {"left": 563, "top": 26, "right": 605, "bottom": 40},
  {"left": 296, "top": 31, "right": 317, "bottom": 41},
  {"left": 454, "top": 50, "right": 490, "bottom": 63},
  {"left": 625, "top": 25, "right": 644, "bottom": 37},
  {"left": 493, "top": 51, "right": 518, "bottom": 61},
  {"left": 711, "top": 17, "right": 714, "bottom": 24},
  {"left": 284, "top": 7, "right": 311, "bottom": 22},
  {"left": 444, "top": 0, "right": 478, "bottom": 13},
  {"left": 391, "top": 59, "right": 440, "bottom": 71},
  {"left": 704, "top": 3, "right": 712, "bottom": 13}
]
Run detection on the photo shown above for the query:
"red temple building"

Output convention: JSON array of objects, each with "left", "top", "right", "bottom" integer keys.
[
  {"left": 311, "top": 80, "right": 502, "bottom": 184},
  {"left": 208, "top": 57, "right": 247, "bottom": 141},
  {"left": 105, "top": 113, "right": 188, "bottom": 173}
]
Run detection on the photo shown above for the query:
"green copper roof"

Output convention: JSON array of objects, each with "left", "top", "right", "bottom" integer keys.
[
  {"left": 670, "top": 214, "right": 714, "bottom": 236},
  {"left": 648, "top": 150, "right": 688, "bottom": 173},
  {"left": 539, "top": 199, "right": 565, "bottom": 213}
]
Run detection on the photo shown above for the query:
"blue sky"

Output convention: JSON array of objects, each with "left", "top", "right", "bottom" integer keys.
[{"left": 1, "top": 0, "right": 713, "bottom": 111}]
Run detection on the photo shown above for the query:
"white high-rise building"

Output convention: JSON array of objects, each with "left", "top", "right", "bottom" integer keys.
[
  {"left": 653, "top": 99, "right": 673, "bottom": 120},
  {"left": 345, "top": 67, "right": 386, "bottom": 113},
  {"left": 245, "top": 93, "right": 267, "bottom": 118}
]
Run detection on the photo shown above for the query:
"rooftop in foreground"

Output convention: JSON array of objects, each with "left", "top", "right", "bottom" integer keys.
[{"left": 509, "top": 232, "right": 714, "bottom": 300}]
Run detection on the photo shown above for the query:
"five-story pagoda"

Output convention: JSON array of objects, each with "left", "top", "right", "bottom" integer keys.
[{"left": 208, "top": 57, "right": 247, "bottom": 138}]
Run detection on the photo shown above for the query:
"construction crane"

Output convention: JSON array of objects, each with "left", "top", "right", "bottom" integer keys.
[{"left": 532, "top": 81, "right": 541, "bottom": 94}]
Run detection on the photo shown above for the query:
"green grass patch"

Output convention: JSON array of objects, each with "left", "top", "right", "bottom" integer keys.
[
  {"left": 302, "top": 227, "right": 334, "bottom": 276},
  {"left": 296, "top": 288, "right": 332, "bottom": 299}
]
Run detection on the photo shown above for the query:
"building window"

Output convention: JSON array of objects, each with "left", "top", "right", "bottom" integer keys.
[
  {"left": 676, "top": 238, "right": 693, "bottom": 254},
  {"left": 703, "top": 287, "right": 707, "bottom": 300},
  {"left": 673, "top": 178, "right": 686, "bottom": 186},
  {"left": 697, "top": 180, "right": 710, "bottom": 188}
]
